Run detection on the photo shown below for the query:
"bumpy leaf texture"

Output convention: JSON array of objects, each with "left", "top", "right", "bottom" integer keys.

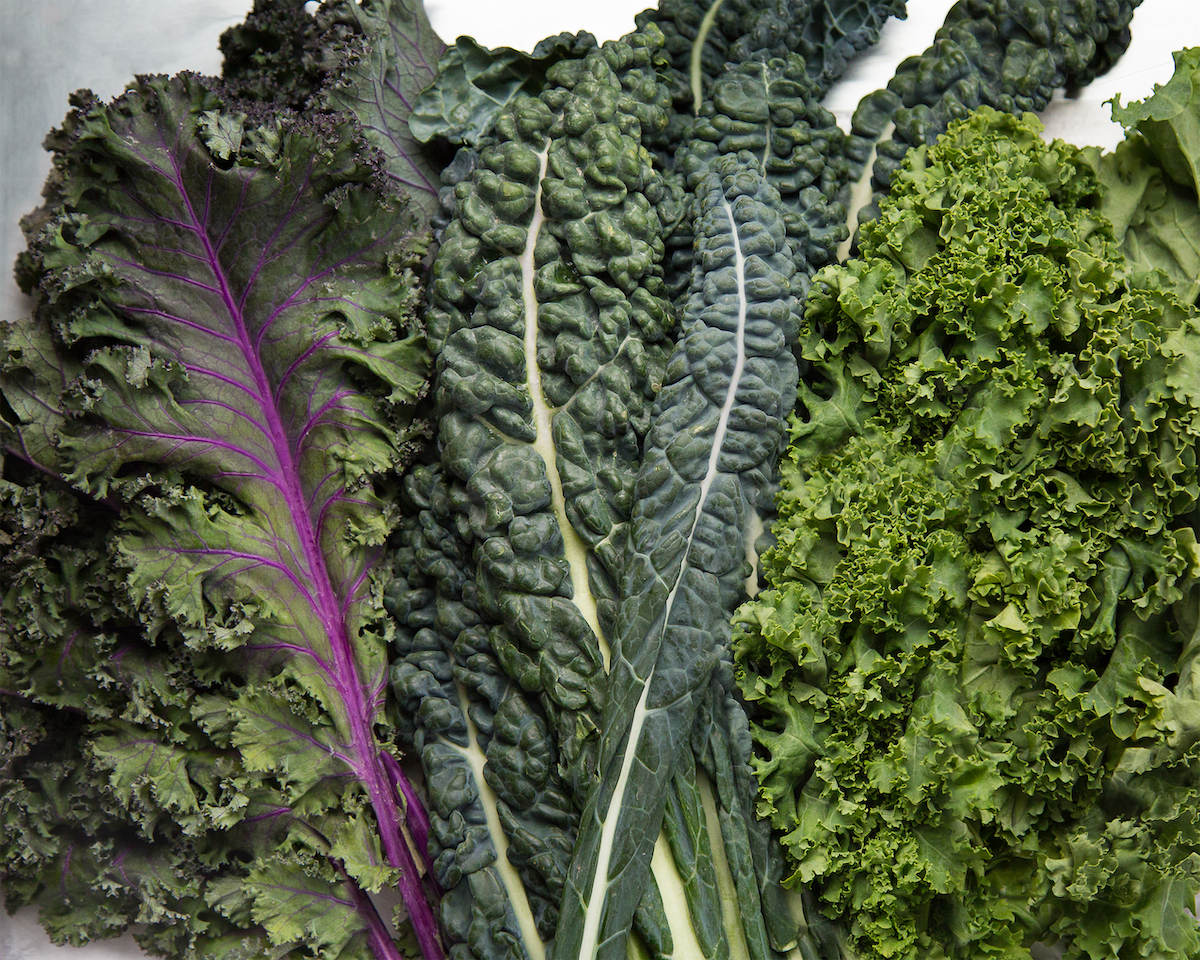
[
  {"left": 1, "top": 73, "right": 435, "bottom": 960},
  {"left": 848, "top": 0, "right": 1142, "bottom": 225},
  {"left": 554, "top": 155, "right": 804, "bottom": 960},
  {"left": 428, "top": 26, "right": 675, "bottom": 827},
  {"left": 667, "top": 53, "right": 853, "bottom": 299},
  {"left": 735, "top": 108, "right": 1200, "bottom": 960},
  {"left": 635, "top": 0, "right": 905, "bottom": 129},
  {"left": 408, "top": 32, "right": 599, "bottom": 148},
  {"left": 421, "top": 31, "right": 710, "bottom": 960},
  {"left": 387, "top": 464, "right": 580, "bottom": 960}
]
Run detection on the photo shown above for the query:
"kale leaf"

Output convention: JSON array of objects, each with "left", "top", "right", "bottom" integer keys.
[{"left": 736, "top": 107, "right": 1200, "bottom": 960}]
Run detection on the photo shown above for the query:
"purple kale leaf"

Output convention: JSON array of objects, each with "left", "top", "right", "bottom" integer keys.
[
  {"left": 317, "top": 0, "right": 448, "bottom": 220},
  {"left": 2, "top": 72, "right": 438, "bottom": 960}
]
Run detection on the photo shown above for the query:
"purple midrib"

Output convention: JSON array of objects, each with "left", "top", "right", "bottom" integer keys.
[
  {"left": 160, "top": 157, "right": 411, "bottom": 872},
  {"left": 109, "top": 114, "right": 442, "bottom": 959}
]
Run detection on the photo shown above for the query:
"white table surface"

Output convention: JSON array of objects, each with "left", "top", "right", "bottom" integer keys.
[{"left": 2, "top": 1, "right": 1200, "bottom": 958}]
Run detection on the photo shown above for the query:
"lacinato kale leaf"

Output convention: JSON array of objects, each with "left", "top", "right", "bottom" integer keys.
[
  {"left": 635, "top": 0, "right": 905, "bottom": 125},
  {"left": 387, "top": 464, "right": 582, "bottom": 960},
  {"left": 420, "top": 31, "right": 711, "bottom": 960},
  {"left": 735, "top": 107, "right": 1200, "bottom": 960},
  {"left": 667, "top": 53, "right": 853, "bottom": 299},
  {"left": 409, "top": 32, "right": 599, "bottom": 148},
  {"left": 1, "top": 73, "right": 436, "bottom": 960},
  {"left": 555, "top": 154, "right": 805, "bottom": 960}
]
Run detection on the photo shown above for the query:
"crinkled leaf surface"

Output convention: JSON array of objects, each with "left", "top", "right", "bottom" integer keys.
[
  {"left": 409, "top": 32, "right": 596, "bottom": 147},
  {"left": 735, "top": 108, "right": 1200, "bottom": 960},
  {"left": 1093, "top": 47, "right": 1200, "bottom": 305},
  {"left": 555, "top": 156, "right": 803, "bottom": 960},
  {"left": 319, "top": 0, "right": 448, "bottom": 221},
  {"left": 1, "top": 73, "right": 437, "bottom": 960}
]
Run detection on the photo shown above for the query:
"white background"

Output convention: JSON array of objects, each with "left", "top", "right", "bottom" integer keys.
[{"left": 2, "top": 1, "right": 1200, "bottom": 958}]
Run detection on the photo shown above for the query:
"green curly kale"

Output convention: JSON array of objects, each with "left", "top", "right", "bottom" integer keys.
[
  {"left": 735, "top": 108, "right": 1200, "bottom": 960},
  {"left": 1091, "top": 46, "right": 1200, "bottom": 307}
]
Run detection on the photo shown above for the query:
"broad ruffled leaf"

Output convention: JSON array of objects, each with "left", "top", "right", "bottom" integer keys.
[
  {"left": 1092, "top": 47, "right": 1200, "bottom": 305},
  {"left": 318, "top": 0, "right": 448, "bottom": 221},
  {"left": 1, "top": 73, "right": 436, "bottom": 960}
]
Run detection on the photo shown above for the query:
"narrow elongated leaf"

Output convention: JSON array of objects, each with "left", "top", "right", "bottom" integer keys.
[
  {"left": 422, "top": 30, "right": 746, "bottom": 960},
  {"left": 389, "top": 464, "right": 577, "bottom": 960},
  {"left": 555, "top": 157, "right": 802, "bottom": 960}
]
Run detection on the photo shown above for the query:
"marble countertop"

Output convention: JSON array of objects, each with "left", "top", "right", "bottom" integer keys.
[{"left": 3, "top": 1, "right": 1200, "bottom": 958}]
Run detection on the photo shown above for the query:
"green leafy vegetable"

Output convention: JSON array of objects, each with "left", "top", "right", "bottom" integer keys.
[
  {"left": 415, "top": 30, "right": 706, "bottom": 960},
  {"left": 555, "top": 154, "right": 804, "bottom": 960},
  {"left": 218, "top": 0, "right": 452, "bottom": 221},
  {"left": 409, "top": 32, "right": 598, "bottom": 148},
  {"left": 735, "top": 107, "right": 1200, "bottom": 960},
  {"left": 3, "top": 3, "right": 1170, "bottom": 960},
  {"left": 318, "top": 0, "right": 449, "bottom": 220},
  {"left": 669, "top": 53, "right": 853, "bottom": 297},
  {"left": 1090, "top": 46, "right": 1200, "bottom": 305},
  {"left": 850, "top": 0, "right": 1143, "bottom": 224},
  {"left": 636, "top": 0, "right": 905, "bottom": 121},
  {"left": 388, "top": 463, "right": 577, "bottom": 960}
]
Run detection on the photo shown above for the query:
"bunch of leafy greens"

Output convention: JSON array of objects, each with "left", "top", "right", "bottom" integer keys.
[
  {"left": 734, "top": 106, "right": 1200, "bottom": 960},
  {"left": 1, "top": 1, "right": 1173, "bottom": 960}
]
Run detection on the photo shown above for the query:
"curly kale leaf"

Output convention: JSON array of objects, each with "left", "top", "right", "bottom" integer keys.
[
  {"left": 736, "top": 107, "right": 1200, "bottom": 960},
  {"left": 555, "top": 155, "right": 804, "bottom": 960},
  {"left": 1087, "top": 46, "right": 1200, "bottom": 307},
  {"left": 220, "top": 0, "right": 449, "bottom": 223},
  {"left": 219, "top": 0, "right": 329, "bottom": 109},
  {"left": 1, "top": 74, "right": 436, "bottom": 960}
]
